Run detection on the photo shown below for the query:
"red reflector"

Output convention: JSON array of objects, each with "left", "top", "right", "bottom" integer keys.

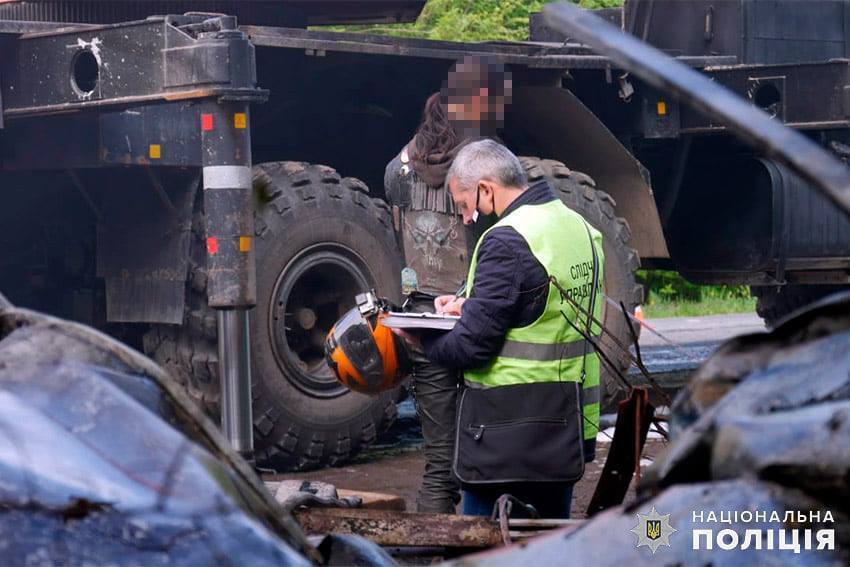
[
  {"left": 201, "top": 114, "right": 214, "bottom": 131},
  {"left": 206, "top": 237, "right": 219, "bottom": 255}
]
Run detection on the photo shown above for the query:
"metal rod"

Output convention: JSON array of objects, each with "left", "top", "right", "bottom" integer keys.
[
  {"left": 218, "top": 308, "right": 253, "bottom": 455},
  {"left": 552, "top": 276, "right": 672, "bottom": 405},
  {"left": 603, "top": 295, "right": 701, "bottom": 362}
]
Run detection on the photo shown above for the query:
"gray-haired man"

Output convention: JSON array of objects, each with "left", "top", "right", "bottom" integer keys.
[{"left": 402, "top": 139, "right": 603, "bottom": 519}]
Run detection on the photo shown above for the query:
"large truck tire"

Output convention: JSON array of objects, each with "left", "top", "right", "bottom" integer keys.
[
  {"left": 144, "top": 162, "right": 402, "bottom": 470},
  {"left": 751, "top": 284, "right": 847, "bottom": 328},
  {"left": 521, "top": 157, "right": 643, "bottom": 410}
]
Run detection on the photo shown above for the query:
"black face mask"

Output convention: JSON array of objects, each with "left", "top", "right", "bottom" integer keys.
[{"left": 472, "top": 186, "right": 481, "bottom": 223}]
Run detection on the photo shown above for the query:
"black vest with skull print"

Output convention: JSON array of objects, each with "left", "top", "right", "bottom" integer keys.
[{"left": 384, "top": 146, "right": 471, "bottom": 296}]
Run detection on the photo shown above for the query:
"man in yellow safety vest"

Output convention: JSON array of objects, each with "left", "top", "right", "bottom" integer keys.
[{"left": 405, "top": 139, "right": 603, "bottom": 519}]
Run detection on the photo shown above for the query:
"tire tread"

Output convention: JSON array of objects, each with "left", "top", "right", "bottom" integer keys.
[{"left": 144, "top": 161, "right": 399, "bottom": 471}]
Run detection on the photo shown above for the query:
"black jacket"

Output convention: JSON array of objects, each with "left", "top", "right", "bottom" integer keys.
[
  {"left": 422, "top": 180, "right": 553, "bottom": 368},
  {"left": 422, "top": 180, "right": 597, "bottom": 463}
]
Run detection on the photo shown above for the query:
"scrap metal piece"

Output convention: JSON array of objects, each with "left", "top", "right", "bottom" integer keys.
[
  {"left": 295, "top": 508, "right": 504, "bottom": 548},
  {"left": 491, "top": 494, "right": 540, "bottom": 545},
  {"left": 267, "top": 481, "right": 407, "bottom": 511},
  {"left": 295, "top": 508, "right": 581, "bottom": 550},
  {"left": 312, "top": 533, "right": 397, "bottom": 567},
  {"left": 272, "top": 480, "right": 362, "bottom": 515},
  {"left": 587, "top": 387, "right": 654, "bottom": 516},
  {"left": 542, "top": 2, "right": 850, "bottom": 215},
  {"left": 294, "top": 508, "right": 580, "bottom": 549}
]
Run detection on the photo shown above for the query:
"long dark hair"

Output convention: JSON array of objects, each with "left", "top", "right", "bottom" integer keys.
[{"left": 412, "top": 92, "right": 460, "bottom": 160}]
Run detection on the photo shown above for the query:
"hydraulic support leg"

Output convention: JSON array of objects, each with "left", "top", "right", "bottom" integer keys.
[
  {"left": 218, "top": 308, "right": 253, "bottom": 453},
  {"left": 201, "top": 100, "right": 257, "bottom": 457}
]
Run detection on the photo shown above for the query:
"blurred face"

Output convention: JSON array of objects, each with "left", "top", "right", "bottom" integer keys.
[
  {"left": 444, "top": 61, "right": 511, "bottom": 131},
  {"left": 446, "top": 87, "right": 488, "bottom": 123}
]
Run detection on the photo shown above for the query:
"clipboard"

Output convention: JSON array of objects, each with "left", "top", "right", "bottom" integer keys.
[{"left": 381, "top": 312, "right": 459, "bottom": 331}]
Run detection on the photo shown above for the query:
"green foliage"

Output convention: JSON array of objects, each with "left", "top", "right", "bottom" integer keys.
[
  {"left": 579, "top": 0, "right": 624, "bottom": 9},
  {"left": 642, "top": 296, "right": 757, "bottom": 319},
  {"left": 637, "top": 270, "right": 752, "bottom": 305},
  {"left": 324, "top": 0, "right": 623, "bottom": 42},
  {"left": 637, "top": 270, "right": 755, "bottom": 318}
]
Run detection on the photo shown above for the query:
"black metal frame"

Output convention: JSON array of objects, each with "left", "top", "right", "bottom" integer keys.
[{"left": 1, "top": 14, "right": 265, "bottom": 454}]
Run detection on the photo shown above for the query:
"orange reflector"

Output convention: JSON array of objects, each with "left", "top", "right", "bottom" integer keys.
[
  {"left": 656, "top": 101, "right": 667, "bottom": 116},
  {"left": 234, "top": 113, "right": 247, "bottom": 129},
  {"left": 149, "top": 144, "right": 161, "bottom": 159},
  {"left": 239, "top": 236, "right": 252, "bottom": 252},
  {"left": 206, "top": 237, "right": 219, "bottom": 255}
]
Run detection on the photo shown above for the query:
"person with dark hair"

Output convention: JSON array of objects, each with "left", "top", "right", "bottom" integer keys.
[{"left": 384, "top": 56, "right": 511, "bottom": 514}]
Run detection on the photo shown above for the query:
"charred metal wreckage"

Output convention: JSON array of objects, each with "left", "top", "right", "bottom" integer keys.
[
  {"left": 0, "top": 293, "right": 397, "bottom": 565},
  {"left": 1, "top": 0, "right": 850, "bottom": 564}
]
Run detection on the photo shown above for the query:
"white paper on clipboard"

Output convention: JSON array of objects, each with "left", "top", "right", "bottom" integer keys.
[{"left": 381, "top": 312, "right": 459, "bottom": 331}]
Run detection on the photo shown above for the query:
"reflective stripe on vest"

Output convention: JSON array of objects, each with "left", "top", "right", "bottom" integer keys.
[
  {"left": 500, "top": 337, "right": 591, "bottom": 361},
  {"left": 463, "top": 197, "right": 604, "bottom": 440}
]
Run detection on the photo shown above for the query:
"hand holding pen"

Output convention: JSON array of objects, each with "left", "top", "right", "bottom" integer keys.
[{"left": 434, "top": 281, "right": 466, "bottom": 315}]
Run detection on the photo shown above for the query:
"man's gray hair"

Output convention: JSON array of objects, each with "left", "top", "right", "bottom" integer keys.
[{"left": 446, "top": 139, "right": 527, "bottom": 192}]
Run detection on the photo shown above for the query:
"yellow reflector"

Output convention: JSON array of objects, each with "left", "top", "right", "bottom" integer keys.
[
  {"left": 656, "top": 101, "right": 667, "bottom": 116},
  {"left": 149, "top": 144, "right": 161, "bottom": 159},
  {"left": 234, "top": 113, "right": 247, "bottom": 129},
  {"left": 239, "top": 236, "right": 252, "bottom": 252}
]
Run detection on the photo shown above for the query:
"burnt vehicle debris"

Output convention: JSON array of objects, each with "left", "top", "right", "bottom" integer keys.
[
  {"left": 0, "top": 298, "right": 313, "bottom": 564},
  {"left": 0, "top": 296, "right": 403, "bottom": 565}
]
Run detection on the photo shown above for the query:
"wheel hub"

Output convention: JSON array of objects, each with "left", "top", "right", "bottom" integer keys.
[{"left": 269, "top": 247, "right": 372, "bottom": 398}]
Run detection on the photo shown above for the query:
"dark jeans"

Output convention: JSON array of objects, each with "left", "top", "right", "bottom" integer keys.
[
  {"left": 462, "top": 483, "right": 574, "bottom": 519},
  {"left": 410, "top": 345, "right": 461, "bottom": 514}
]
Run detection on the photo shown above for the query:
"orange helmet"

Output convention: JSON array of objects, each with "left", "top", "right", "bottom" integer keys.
[{"left": 324, "top": 293, "right": 411, "bottom": 395}]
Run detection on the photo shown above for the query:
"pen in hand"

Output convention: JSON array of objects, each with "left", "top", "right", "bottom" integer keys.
[{"left": 434, "top": 282, "right": 466, "bottom": 315}]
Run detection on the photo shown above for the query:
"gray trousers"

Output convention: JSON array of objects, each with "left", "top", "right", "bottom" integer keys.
[{"left": 410, "top": 345, "right": 461, "bottom": 513}]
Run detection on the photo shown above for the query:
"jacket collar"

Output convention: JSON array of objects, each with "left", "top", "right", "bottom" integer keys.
[{"left": 500, "top": 180, "right": 558, "bottom": 219}]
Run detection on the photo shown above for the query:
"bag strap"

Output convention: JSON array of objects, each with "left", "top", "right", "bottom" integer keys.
[{"left": 579, "top": 219, "right": 600, "bottom": 384}]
